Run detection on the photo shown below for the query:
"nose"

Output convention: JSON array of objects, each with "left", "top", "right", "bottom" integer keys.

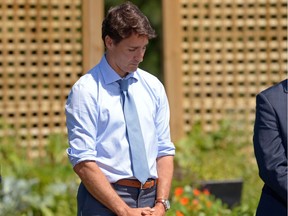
[{"left": 135, "top": 49, "right": 145, "bottom": 62}]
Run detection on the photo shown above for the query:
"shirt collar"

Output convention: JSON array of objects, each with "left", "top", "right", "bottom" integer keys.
[{"left": 99, "top": 54, "right": 138, "bottom": 84}]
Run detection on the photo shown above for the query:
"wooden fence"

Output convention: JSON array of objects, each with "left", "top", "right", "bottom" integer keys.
[
  {"left": 0, "top": 0, "right": 103, "bottom": 157},
  {"left": 0, "top": 0, "right": 287, "bottom": 156},
  {"left": 163, "top": 0, "right": 287, "bottom": 142}
]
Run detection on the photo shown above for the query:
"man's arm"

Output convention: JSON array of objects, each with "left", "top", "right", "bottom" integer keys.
[
  {"left": 253, "top": 93, "right": 287, "bottom": 201},
  {"left": 153, "top": 155, "right": 174, "bottom": 215},
  {"left": 74, "top": 161, "right": 153, "bottom": 216}
]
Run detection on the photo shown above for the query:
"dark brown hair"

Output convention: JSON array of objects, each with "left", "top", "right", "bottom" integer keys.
[{"left": 102, "top": 1, "right": 156, "bottom": 46}]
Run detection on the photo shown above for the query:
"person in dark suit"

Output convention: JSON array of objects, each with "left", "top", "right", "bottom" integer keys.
[{"left": 253, "top": 79, "right": 287, "bottom": 216}]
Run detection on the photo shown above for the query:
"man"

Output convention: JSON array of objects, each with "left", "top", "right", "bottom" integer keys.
[
  {"left": 65, "top": 2, "right": 175, "bottom": 216},
  {"left": 253, "top": 79, "right": 287, "bottom": 216}
]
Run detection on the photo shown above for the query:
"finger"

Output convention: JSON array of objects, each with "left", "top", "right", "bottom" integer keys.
[
  {"left": 141, "top": 210, "right": 150, "bottom": 215},
  {"left": 141, "top": 208, "right": 155, "bottom": 215}
]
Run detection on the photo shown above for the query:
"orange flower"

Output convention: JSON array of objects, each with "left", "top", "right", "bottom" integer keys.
[
  {"left": 176, "top": 210, "right": 184, "bottom": 216},
  {"left": 192, "top": 199, "right": 199, "bottom": 206},
  {"left": 203, "top": 188, "right": 210, "bottom": 195},
  {"left": 206, "top": 201, "right": 212, "bottom": 208},
  {"left": 180, "top": 197, "right": 189, "bottom": 205},
  {"left": 174, "top": 187, "right": 184, "bottom": 197},
  {"left": 193, "top": 188, "right": 201, "bottom": 196}
]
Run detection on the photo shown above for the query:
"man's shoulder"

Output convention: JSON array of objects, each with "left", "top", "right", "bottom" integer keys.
[
  {"left": 75, "top": 65, "right": 101, "bottom": 85},
  {"left": 256, "top": 79, "right": 287, "bottom": 109},
  {"left": 68, "top": 66, "right": 102, "bottom": 97},
  {"left": 259, "top": 79, "right": 287, "bottom": 97},
  {"left": 136, "top": 68, "right": 162, "bottom": 85}
]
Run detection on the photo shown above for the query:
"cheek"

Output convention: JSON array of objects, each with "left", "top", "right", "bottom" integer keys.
[
  {"left": 123, "top": 51, "right": 133, "bottom": 59},
  {"left": 122, "top": 53, "right": 135, "bottom": 63}
]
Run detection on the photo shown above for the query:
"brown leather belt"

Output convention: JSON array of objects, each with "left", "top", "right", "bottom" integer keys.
[{"left": 113, "top": 179, "right": 158, "bottom": 189}]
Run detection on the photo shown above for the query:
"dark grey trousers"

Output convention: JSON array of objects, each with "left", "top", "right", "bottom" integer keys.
[{"left": 77, "top": 182, "right": 157, "bottom": 216}]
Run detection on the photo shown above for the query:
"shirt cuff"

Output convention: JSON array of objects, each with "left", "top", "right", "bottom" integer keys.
[{"left": 66, "top": 148, "right": 97, "bottom": 167}]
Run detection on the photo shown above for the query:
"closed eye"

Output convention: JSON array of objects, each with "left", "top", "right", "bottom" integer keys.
[
  {"left": 128, "top": 46, "right": 147, "bottom": 52},
  {"left": 128, "top": 48, "right": 137, "bottom": 52}
]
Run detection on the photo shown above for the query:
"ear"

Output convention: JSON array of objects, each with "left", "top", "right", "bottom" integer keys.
[{"left": 105, "top": 36, "right": 114, "bottom": 49}]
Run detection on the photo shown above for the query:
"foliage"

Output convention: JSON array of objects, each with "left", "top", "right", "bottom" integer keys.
[
  {"left": 0, "top": 176, "right": 77, "bottom": 216},
  {"left": 174, "top": 120, "right": 249, "bottom": 181},
  {"left": 173, "top": 120, "right": 262, "bottom": 215},
  {"left": 0, "top": 119, "right": 263, "bottom": 216},
  {"left": 168, "top": 185, "right": 232, "bottom": 216},
  {"left": 0, "top": 120, "right": 263, "bottom": 215},
  {"left": 0, "top": 134, "right": 78, "bottom": 216}
]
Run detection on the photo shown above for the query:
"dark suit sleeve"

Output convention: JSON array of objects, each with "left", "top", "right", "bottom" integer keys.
[{"left": 253, "top": 93, "right": 287, "bottom": 202}]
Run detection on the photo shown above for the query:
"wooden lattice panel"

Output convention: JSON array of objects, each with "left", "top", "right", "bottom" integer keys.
[
  {"left": 179, "top": 0, "right": 287, "bottom": 135},
  {"left": 0, "top": 0, "right": 82, "bottom": 157}
]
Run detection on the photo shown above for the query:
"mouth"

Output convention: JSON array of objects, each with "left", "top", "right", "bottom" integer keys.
[{"left": 130, "top": 63, "right": 139, "bottom": 67}]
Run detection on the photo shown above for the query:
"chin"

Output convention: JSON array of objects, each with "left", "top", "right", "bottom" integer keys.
[{"left": 127, "top": 67, "right": 137, "bottom": 73}]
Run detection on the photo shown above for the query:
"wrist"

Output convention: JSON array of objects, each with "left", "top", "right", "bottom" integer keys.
[
  {"left": 155, "top": 201, "right": 165, "bottom": 210},
  {"left": 155, "top": 198, "right": 170, "bottom": 211},
  {"left": 113, "top": 203, "right": 130, "bottom": 216}
]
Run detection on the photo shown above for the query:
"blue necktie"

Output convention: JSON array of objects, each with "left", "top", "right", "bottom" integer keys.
[{"left": 118, "top": 78, "right": 150, "bottom": 184}]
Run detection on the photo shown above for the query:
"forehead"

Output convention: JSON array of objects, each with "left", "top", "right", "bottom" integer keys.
[{"left": 119, "top": 33, "right": 149, "bottom": 47}]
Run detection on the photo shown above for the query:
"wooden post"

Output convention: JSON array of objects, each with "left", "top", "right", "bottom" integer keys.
[
  {"left": 162, "top": 0, "right": 185, "bottom": 142},
  {"left": 82, "top": 0, "right": 104, "bottom": 73}
]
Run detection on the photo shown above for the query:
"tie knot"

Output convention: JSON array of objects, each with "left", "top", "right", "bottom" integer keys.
[{"left": 118, "top": 79, "right": 129, "bottom": 92}]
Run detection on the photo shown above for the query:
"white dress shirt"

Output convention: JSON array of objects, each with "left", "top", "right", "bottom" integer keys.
[{"left": 65, "top": 55, "right": 175, "bottom": 183}]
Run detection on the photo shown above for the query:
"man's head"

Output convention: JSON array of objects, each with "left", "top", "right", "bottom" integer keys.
[
  {"left": 102, "top": 1, "right": 156, "bottom": 47},
  {"left": 102, "top": 2, "right": 156, "bottom": 77}
]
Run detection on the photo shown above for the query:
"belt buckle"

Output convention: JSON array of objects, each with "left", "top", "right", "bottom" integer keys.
[{"left": 140, "top": 182, "right": 144, "bottom": 189}]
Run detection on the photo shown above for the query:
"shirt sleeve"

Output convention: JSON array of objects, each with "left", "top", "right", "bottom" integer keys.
[
  {"left": 253, "top": 93, "right": 287, "bottom": 202},
  {"left": 65, "top": 83, "right": 99, "bottom": 167},
  {"left": 155, "top": 84, "right": 176, "bottom": 158}
]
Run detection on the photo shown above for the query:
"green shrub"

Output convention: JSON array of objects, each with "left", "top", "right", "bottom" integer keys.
[
  {"left": 172, "top": 121, "right": 262, "bottom": 215},
  {"left": 0, "top": 134, "right": 78, "bottom": 216},
  {"left": 168, "top": 185, "right": 231, "bottom": 216},
  {"left": 0, "top": 176, "right": 77, "bottom": 216},
  {"left": 0, "top": 121, "right": 262, "bottom": 215}
]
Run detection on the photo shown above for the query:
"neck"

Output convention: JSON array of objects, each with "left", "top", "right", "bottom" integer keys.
[{"left": 105, "top": 53, "right": 128, "bottom": 78}]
